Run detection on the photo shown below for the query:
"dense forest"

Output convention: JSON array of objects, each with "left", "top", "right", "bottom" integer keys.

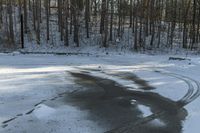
[{"left": 0, "top": 0, "right": 200, "bottom": 51}]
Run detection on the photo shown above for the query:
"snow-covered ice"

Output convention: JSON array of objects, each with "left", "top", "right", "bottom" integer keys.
[{"left": 0, "top": 53, "right": 200, "bottom": 133}]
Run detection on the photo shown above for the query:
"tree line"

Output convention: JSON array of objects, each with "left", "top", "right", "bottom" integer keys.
[{"left": 0, "top": 0, "right": 200, "bottom": 51}]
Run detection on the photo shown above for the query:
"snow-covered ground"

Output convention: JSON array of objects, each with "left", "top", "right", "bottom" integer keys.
[{"left": 0, "top": 52, "right": 200, "bottom": 133}]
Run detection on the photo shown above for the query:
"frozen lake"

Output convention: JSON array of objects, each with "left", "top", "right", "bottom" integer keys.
[{"left": 0, "top": 53, "right": 200, "bottom": 133}]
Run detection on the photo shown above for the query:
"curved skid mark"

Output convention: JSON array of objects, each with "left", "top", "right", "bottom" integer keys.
[
  {"left": 74, "top": 69, "right": 197, "bottom": 133},
  {"left": 182, "top": 77, "right": 200, "bottom": 104},
  {"left": 157, "top": 71, "right": 200, "bottom": 106},
  {"left": 70, "top": 70, "right": 187, "bottom": 133},
  {"left": 158, "top": 72, "right": 194, "bottom": 104}
]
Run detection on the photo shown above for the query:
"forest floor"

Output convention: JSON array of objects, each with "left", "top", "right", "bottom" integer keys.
[{"left": 0, "top": 52, "right": 200, "bottom": 133}]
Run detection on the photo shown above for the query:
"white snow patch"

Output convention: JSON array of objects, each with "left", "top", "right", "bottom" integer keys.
[
  {"left": 34, "top": 104, "right": 56, "bottom": 119},
  {"left": 138, "top": 104, "right": 152, "bottom": 117},
  {"left": 150, "top": 119, "right": 166, "bottom": 127}
]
